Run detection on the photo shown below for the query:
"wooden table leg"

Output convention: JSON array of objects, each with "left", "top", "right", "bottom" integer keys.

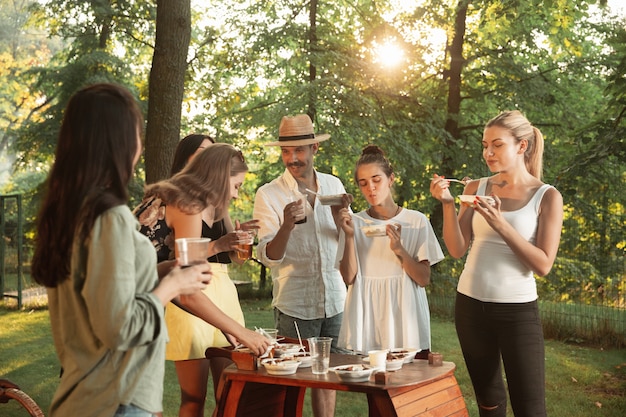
[
  {"left": 367, "top": 392, "right": 398, "bottom": 417},
  {"left": 220, "top": 380, "right": 306, "bottom": 417}
]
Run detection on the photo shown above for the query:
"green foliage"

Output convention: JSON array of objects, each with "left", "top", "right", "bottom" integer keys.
[{"left": 1, "top": 0, "right": 623, "bottom": 312}]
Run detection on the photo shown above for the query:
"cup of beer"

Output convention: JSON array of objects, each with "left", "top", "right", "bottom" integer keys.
[{"left": 235, "top": 230, "right": 254, "bottom": 261}]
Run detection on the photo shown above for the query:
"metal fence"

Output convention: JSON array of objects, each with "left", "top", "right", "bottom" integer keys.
[{"left": 0, "top": 194, "right": 24, "bottom": 309}]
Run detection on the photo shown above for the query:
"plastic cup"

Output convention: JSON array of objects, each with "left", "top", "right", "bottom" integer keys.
[
  {"left": 368, "top": 349, "right": 388, "bottom": 371},
  {"left": 257, "top": 328, "right": 278, "bottom": 343},
  {"left": 235, "top": 230, "right": 254, "bottom": 261},
  {"left": 292, "top": 191, "right": 307, "bottom": 224},
  {"left": 175, "top": 238, "right": 211, "bottom": 267},
  {"left": 308, "top": 337, "right": 332, "bottom": 374}
]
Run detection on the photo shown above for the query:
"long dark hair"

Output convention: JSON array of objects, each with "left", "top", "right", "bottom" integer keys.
[
  {"left": 32, "top": 83, "right": 143, "bottom": 287},
  {"left": 170, "top": 134, "right": 214, "bottom": 176}
]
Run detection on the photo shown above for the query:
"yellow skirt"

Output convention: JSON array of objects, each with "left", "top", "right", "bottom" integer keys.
[{"left": 165, "top": 263, "right": 245, "bottom": 361}]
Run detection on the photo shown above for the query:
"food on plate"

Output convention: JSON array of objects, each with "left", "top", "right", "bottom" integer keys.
[
  {"left": 389, "top": 348, "right": 419, "bottom": 363},
  {"left": 458, "top": 195, "right": 495, "bottom": 208},
  {"left": 261, "top": 358, "right": 300, "bottom": 375},
  {"left": 361, "top": 224, "right": 387, "bottom": 237},
  {"left": 273, "top": 343, "right": 303, "bottom": 356},
  {"left": 331, "top": 364, "right": 376, "bottom": 382}
]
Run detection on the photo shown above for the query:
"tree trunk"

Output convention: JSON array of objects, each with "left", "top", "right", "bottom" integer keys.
[
  {"left": 145, "top": 0, "right": 191, "bottom": 183},
  {"left": 433, "top": 0, "right": 469, "bottom": 231},
  {"left": 444, "top": 0, "right": 468, "bottom": 144},
  {"left": 307, "top": 0, "right": 318, "bottom": 120}
]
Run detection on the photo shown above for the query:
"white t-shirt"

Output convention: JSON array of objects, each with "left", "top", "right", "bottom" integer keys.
[{"left": 336, "top": 208, "right": 444, "bottom": 353}]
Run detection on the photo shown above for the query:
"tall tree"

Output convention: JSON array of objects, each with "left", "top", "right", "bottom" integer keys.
[{"left": 145, "top": 0, "right": 191, "bottom": 183}]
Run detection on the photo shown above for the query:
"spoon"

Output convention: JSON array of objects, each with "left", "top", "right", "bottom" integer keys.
[
  {"left": 294, "top": 321, "right": 305, "bottom": 351},
  {"left": 305, "top": 188, "right": 319, "bottom": 196}
]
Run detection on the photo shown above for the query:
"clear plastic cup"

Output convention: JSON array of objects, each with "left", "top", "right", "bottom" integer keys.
[{"left": 308, "top": 337, "right": 332, "bottom": 374}]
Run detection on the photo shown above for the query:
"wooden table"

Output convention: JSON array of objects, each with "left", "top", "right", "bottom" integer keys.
[{"left": 213, "top": 353, "right": 468, "bottom": 417}]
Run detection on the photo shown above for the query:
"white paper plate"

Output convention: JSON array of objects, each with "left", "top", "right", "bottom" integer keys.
[
  {"left": 458, "top": 195, "right": 495, "bottom": 208},
  {"left": 389, "top": 348, "right": 419, "bottom": 364},
  {"left": 261, "top": 358, "right": 300, "bottom": 375},
  {"left": 273, "top": 343, "right": 304, "bottom": 356},
  {"left": 289, "top": 352, "right": 312, "bottom": 368},
  {"left": 331, "top": 364, "right": 376, "bottom": 382}
]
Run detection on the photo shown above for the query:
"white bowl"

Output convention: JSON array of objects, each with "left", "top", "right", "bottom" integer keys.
[
  {"left": 273, "top": 343, "right": 304, "bottom": 357},
  {"left": 389, "top": 348, "right": 419, "bottom": 364},
  {"left": 458, "top": 195, "right": 495, "bottom": 208},
  {"left": 331, "top": 364, "right": 376, "bottom": 382},
  {"left": 361, "top": 224, "right": 387, "bottom": 237},
  {"left": 318, "top": 194, "right": 344, "bottom": 206},
  {"left": 385, "top": 356, "right": 404, "bottom": 371},
  {"left": 261, "top": 358, "right": 300, "bottom": 375},
  {"left": 288, "top": 352, "right": 313, "bottom": 368}
]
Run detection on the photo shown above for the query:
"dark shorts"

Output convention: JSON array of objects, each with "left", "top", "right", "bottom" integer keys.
[{"left": 274, "top": 308, "right": 347, "bottom": 352}]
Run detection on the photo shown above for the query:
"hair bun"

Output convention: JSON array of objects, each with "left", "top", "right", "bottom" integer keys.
[{"left": 362, "top": 144, "right": 384, "bottom": 156}]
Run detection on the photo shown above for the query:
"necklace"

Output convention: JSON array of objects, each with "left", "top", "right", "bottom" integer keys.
[{"left": 367, "top": 204, "right": 401, "bottom": 220}]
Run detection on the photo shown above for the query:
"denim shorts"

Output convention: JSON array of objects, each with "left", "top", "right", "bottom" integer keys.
[{"left": 114, "top": 405, "right": 157, "bottom": 417}]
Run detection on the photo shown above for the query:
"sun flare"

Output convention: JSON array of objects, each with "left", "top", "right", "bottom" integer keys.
[{"left": 372, "top": 40, "right": 405, "bottom": 68}]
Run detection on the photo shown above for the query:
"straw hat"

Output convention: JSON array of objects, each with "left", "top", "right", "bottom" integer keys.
[{"left": 265, "top": 114, "right": 330, "bottom": 146}]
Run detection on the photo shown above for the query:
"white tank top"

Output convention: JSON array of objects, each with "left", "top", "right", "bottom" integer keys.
[{"left": 457, "top": 178, "right": 553, "bottom": 303}]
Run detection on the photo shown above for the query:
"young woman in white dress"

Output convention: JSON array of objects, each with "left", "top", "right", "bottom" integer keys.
[{"left": 336, "top": 145, "right": 444, "bottom": 356}]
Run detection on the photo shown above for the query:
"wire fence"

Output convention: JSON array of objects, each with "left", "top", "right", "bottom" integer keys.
[{"left": 1, "top": 193, "right": 624, "bottom": 348}]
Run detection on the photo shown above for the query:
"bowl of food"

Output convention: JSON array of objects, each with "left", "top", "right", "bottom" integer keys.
[
  {"left": 361, "top": 224, "right": 387, "bottom": 237},
  {"left": 273, "top": 343, "right": 304, "bottom": 357},
  {"left": 331, "top": 364, "right": 376, "bottom": 382},
  {"left": 458, "top": 195, "right": 495, "bottom": 208},
  {"left": 290, "top": 351, "right": 313, "bottom": 368},
  {"left": 389, "top": 348, "right": 419, "bottom": 364},
  {"left": 385, "top": 353, "right": 405, "bottom": 371},
  {"left": 261, "top": 358, "right": 300, "bottom": 375},
  {"left": 318, "top": 194, "right": 344, "bottom": 206}
]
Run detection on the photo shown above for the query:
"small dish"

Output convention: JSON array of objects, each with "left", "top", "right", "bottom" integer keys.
[
  {"left": 331, "top": 364, "right": 376, "bottom": 382},
  {"left": 459, "top": 195, "right": 495, "bottom": 208},
  {"left": 389, "top": 348, "right": 419, "bottom": 364},
  {"left": 361, "top": 224, "right": 387, "bottom": 237},
  {"left": 273, "top": 343, "right": 304, "bottom": 357},
  {"left": 261, "top": 358, "right": 300, "bottom": 375},
  {"left": 318, "top": 194, "right": 344, "bottom": 206},
  {"left": 385, "top": 356, "right": 404, "bottom": 371},
  {"left": 289, "top": 352, "right": 312, "bottom": 368}
]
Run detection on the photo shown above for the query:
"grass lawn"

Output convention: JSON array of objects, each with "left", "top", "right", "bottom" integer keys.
[{"left": 1, "top": 297, "right": 625, "bottom": 417}]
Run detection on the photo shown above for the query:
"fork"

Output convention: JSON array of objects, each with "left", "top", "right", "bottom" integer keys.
[
  {"left": 429, "top": 178, "right": 467, "bottom": 185},
  {"left": 446, "top": 178, "right": 468, "bottom": 185}
]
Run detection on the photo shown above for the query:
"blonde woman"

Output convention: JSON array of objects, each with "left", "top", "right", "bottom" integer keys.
[{"left": 430, "top": 110, "right": 563, "bottom": 417}]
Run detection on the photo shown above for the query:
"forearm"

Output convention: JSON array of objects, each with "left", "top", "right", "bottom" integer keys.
[
  {"left": 398, "top": 254, "right": 430, "bottom": 287},
  {"left": 339, "top": 239, "right": 357, "bottom": 285},
  {"left": 177, "top": 292, "right": 246, "bottom": 335},
  {"left": 441, "top": 201, "right": 468, "bottom": 258},
  {"left": 265, "top": 224, "right": 293, "bottom": 260}
]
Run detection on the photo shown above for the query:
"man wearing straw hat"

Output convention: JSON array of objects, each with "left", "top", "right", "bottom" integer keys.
[{"left": 254, "top": 114, "right": 352, "bottom": 417}]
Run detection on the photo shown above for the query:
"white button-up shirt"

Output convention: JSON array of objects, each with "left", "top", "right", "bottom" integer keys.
[{"left": 254, "top": 169, "right": 348, "bottom": 320}]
